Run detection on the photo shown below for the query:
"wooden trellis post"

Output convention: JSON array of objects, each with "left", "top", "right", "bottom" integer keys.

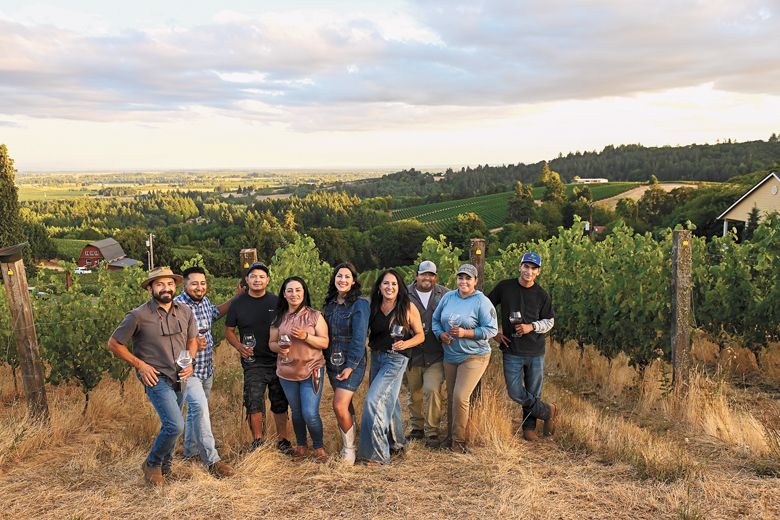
[
  {"left": 0, "top": 243, "right": 49, "bottom": 421},
  {"left": 671, "top": 230, "right": 692, "bottom": 391}
]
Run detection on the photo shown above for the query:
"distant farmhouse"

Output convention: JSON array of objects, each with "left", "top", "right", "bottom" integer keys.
[
  {"left": 78, "top": 238, "right": 142, "bottom": 270},
  {"left": 718, "top": 172, "right": 780, "bottom": 236},
  {"left": 573, "top": 178, "right": 608, "bottom": 184}
]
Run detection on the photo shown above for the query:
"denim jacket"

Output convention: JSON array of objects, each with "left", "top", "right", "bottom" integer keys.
[{"left": 323, "top": 296, "right": 369, "bottom": 371}]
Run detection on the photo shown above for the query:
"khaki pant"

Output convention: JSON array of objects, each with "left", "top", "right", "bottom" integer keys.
[
  {"left": 444, "top": 354, "right": 490, "bottom": 443},
  {"left": 406, "top": 362, "right": 445, "bottom": 437}
]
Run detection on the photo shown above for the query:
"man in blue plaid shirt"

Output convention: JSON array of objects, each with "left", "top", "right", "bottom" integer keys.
[{"left": 174, "top": 266, "right": 239, "bottom": 478}]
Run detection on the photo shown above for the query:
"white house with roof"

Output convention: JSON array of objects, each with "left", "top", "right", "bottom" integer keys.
[{"left": 717, "top": 172, "right": 780, "bottom": 236}]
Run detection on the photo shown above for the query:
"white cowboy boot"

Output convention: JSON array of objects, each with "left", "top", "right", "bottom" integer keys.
[{"left": 340, "top": 425, "right": 356, "bottom": 465}]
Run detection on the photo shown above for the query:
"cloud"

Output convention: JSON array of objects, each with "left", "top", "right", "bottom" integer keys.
[{"left": 0, "top": 1, "right": 777, "bottom": 131}]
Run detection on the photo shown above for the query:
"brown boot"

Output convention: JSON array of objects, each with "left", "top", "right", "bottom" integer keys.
[
  {"left": 292, "top": 446, "right": 308, "bottom": 462},
  {"left": 522, "top": 428, "right": 538, "bottom": 441},
  {"left": 141, "top": 461, "right": 164, "bottom": 486},
  {"left": 451, "top": 440, "right": 469, "bottom": 454},
  {"left": 543, "top": 403, "right": 558, "bottom": 436},
  {"left": 313, "top": 448, "right": 329, "bottom": 463},
  {"left": 208, "top": 460, "right": 235, "bottom": 478}
]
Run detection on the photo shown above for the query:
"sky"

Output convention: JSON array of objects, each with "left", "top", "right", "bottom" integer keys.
[{"left": 1, "top": 0, "right": 779, "bottom": 171}]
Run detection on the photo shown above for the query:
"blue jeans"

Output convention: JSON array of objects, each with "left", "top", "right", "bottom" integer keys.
[
  {"left": 279, "top": 368, "right": 325, "bottom": 449},
  {"left": 183, "top": 375, "right": 220, "bottom": 465},
  {"left": 502, "top": 353, "right": 551, "bottom": 431},
  {"left": 144, "top": 377, "right": 185, "bottom": 468},
  {"left": 358, "top": 350, "right": 408, "bottom": 463}
]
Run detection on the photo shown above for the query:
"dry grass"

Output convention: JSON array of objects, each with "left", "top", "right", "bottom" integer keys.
[{"left": 1, "top": 341, "right": 779, "bottom": 519}]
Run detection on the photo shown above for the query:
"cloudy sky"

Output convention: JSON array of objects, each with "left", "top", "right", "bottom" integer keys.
[{"left": 1, "top": 0, "right": 778, "bottom": 171}]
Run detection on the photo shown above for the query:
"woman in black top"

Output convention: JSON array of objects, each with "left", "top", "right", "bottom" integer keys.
[{"left": 357, "top": 269, "right": 424, "bottom": 464}]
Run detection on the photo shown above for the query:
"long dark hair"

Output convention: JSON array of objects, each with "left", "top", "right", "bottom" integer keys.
[
  {"left": 272, "top": 276, "right": 312, "bottom": 328},
  {"left": 324, "top": 262, "right": 362, "bottom": 306},
  {"left": 369, "top": 269, "right": 410, "bottom": 329}
]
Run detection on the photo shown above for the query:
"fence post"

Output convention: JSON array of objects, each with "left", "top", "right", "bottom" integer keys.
[
  {"left": 671, "top": 230, "right": 692, "bottom": 391},
  {"left": 469, "top": 238, "right": 486, "bottom": 291},
  {"left": 0, "top": 243, "right": 49, "bottom": 421}
]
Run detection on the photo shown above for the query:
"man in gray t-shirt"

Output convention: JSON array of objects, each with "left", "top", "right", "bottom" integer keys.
[{"left": 108, "top": 267, "right": 197, "bottom": 486}]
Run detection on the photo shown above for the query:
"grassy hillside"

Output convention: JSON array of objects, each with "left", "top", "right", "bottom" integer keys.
[{"left": 392, "top": 182, "right": 639, "bottom": 231}]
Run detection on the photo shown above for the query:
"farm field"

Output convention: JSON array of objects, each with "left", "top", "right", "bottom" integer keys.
[
  {"left": 391, "top": 182, "right": 639, "bottom": 232},
  {"left": 51, "top": 238, "right": 90, "bottom": 260}
]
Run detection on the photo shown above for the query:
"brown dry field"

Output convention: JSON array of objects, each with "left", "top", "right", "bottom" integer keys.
[{"left": 1, "top": 339, "right": 778, "bottom": 520}]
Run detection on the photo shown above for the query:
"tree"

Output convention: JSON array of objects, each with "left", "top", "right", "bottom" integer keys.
[
  {"left": 744, "top": 206, "right": 761, "bottom": 240},
  {"left": 507, "top": 181, "right": 535, "bottom": 223},
  {"left": 0, "top": 145, "right": 34, "bottom": 273},
  {"left": 539, "top": 162, "right": 565, "bottom": 204}
]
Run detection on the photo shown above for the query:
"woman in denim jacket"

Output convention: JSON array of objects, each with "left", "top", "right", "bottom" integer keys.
[{"left": 323, "top": 262, "right": 370, "bottom": 465}]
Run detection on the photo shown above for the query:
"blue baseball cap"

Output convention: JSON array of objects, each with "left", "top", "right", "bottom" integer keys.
[{"left": 521, "top": 252, "right": 542, "bottom": 267}]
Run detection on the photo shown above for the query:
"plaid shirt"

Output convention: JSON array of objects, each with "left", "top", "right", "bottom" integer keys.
[{"left": 174, "top": 291, "right": 222, "bottom": 380}]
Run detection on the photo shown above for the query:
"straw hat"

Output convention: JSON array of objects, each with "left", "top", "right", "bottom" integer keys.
[{"left": 141, "top": 266, "right": 183, "bottom": 289}]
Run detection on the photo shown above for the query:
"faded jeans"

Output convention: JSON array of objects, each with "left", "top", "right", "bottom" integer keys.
[
  {"left": 444, "top": 354, "right": 490, "bottom": 443},
  {"left": 279, "top": 367, "right": 325, "bottom": 449},
  {"left": 144, "top": 377, "right": 185, "bottom": 468},
  {"left": 358, "top": 350, "right": 409, "bottom": 463},
  {"left": 183, "top": 374, "right": 220, "bottom": 466},
  {"left": 502, "top": 353, "right": 551, "bottom": 431}
]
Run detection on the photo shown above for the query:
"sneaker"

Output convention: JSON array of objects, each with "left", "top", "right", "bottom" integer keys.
[
  {"left": 522, "top": 428, "right": 538, "bottom": 442},
  {"left": 543, "top": 403, "right": 558, "bottom": 436},
  {"left": 424, "top": 436, "right": 439, "bottom": 449},
  {"left": 277, "top": 438, "right": 294, "bottom": 455},
  {"left": 208, "top": 461, "right": 235, "bottom": 478},
  {"left": 250, "top": 438, "right": 264, "bottom": 452},
  {"left": 141, "top": 462, "right": 164, "bottom": 486},
  {"left": 408, "top": 429, "right": 424, "bottom": 440}
]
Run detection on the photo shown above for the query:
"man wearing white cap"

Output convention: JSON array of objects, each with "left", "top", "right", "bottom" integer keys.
[{"left": 405, "top": 260, "right": 450, "bottom": 446}]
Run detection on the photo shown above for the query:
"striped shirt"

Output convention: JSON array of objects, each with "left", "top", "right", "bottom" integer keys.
[{"left": 174, "top": 291, "right": 222, "bottom": 379}]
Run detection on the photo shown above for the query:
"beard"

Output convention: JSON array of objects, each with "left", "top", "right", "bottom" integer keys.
[{"left": 153, "top": 290, "right": 174, "bottom": 303}]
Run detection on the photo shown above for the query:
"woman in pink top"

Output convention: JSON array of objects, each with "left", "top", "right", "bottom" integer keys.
[{"left": 269, "top": 276, "right": 329, "bottom": 462}]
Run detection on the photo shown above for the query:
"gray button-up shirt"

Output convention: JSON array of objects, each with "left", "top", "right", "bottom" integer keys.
[{"left": 111, "top": 299, "right": 197, "bottom": 383}]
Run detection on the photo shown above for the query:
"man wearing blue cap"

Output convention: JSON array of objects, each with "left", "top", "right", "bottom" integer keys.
[{"left": 488, "top": 252, "right": 558, "bottom": 441}]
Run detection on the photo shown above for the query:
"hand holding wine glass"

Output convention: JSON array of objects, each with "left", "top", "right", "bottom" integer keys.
[
  {"left": 447, "top": 313, "right": 463, "bottom": 338},
  {"left": 390, "top": 323, "right": 406, "bottom": 350},
  {"left": 509, "top": 311, "right": 523, "bottom": 338},
  {"left": 242, "top": 333, "right": 256, "bottom": 363},
  {"left": 279, "top": 334, "right": 293, "bottom": 365},
  {"left": 176, "top": 350, "right": 192, "bottom": 382}
]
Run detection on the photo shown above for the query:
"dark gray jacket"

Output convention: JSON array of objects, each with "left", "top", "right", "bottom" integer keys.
[{"left": 407, "top": 282, "right": 449, "bottom": 368}]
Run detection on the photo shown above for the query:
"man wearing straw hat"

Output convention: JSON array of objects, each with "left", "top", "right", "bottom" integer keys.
[{"left": 108, "top": 267, "right": 198, "bottom": 486}]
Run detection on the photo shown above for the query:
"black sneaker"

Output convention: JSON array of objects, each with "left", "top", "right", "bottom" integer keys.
[
  {"left": 250, "top": 438, "right": 264, "bottom": 452},
  {"left": 408, "top": 429, "right": 424, "bottom": 440},
  {"left": 277, "top": 438, "right": 294, "bottom": 455},
  {"left": 424, "top": 435, "right": 439, "bottom": 448}
]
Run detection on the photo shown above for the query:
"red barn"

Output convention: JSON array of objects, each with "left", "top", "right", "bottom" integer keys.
[{"left": 78, "top": 238, "right": 142, "bottom": 270}]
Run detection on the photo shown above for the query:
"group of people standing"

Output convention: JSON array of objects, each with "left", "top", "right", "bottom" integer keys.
[{"left": 108, "top": 252, "right": 559, "bottom": 486}]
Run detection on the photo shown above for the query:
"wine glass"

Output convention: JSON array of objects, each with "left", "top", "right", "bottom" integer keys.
[
  {"left": 390, "top": 324, "right": 405, "bottom": 340},
  {"left": 243, "top": 333, "right": 256, "bottom": 364},
  {"left": 509, "top": 311, "right": 523, "bottom": 338},
  {"left": 176, "top": 350, "right": 192, "bottom": 382},
  {"left": 330, "top": 350, "right": 345, "bottom": 367},
  {"left": 447, "top": 314, "right": 461, "bottom": 329},
  {"left": 279, "top": 334, "right": 293, "bottom": 364}
]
